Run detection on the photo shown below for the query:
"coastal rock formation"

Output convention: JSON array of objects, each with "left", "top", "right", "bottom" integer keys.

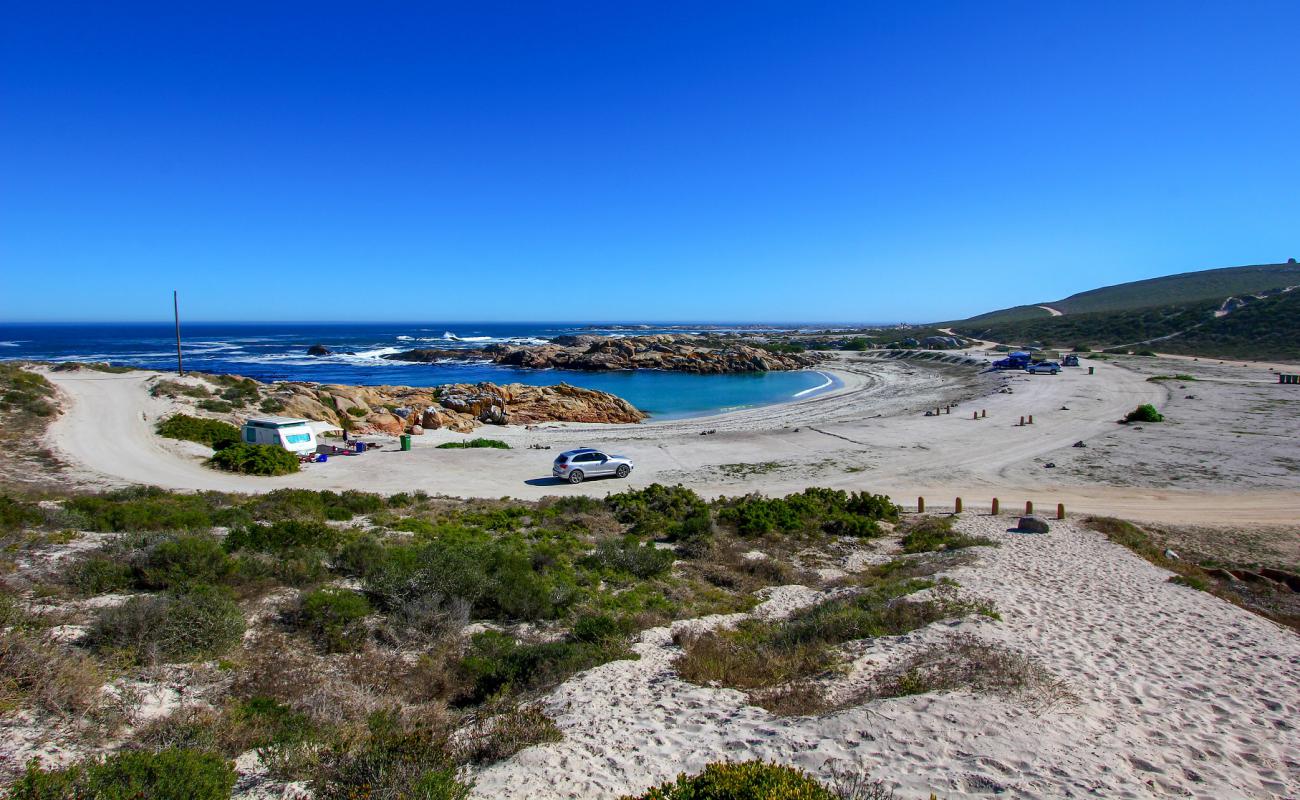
[
  {"left": 153, "top": 374, "right": 645, "bottom": 435},
  {"left": 384, "top": 334, "right": 825, "bottom": 374},
  {"left": 306, "top": 344, "right": 333, "bottom": 356}
]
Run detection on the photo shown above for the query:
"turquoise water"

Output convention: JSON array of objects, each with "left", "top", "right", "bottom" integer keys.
[{"left": 0, "top": 322, "right": 840, "bottom": 419}]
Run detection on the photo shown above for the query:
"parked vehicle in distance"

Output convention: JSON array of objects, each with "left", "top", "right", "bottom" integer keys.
[
  {"left": 992, "top": 351, "right": 1034, "bottom": 370},
  {"left": 1026, "top": 361, "right": 1061, "bottom": 374},
  {"left": 553, "top": 448, "right": 634, "bottom": 484},
  {"left": 1062, "top": 354, "right": 1080, "bottom": 367}
]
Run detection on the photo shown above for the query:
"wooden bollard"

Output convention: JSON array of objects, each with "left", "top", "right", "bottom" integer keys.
[
  {"left": 1057, "top": 503, "right": 1066, "bottom": 520},
  {"left": 1019, "top": 415, "right": 1025, "bottom": 426},
  {"left": 973, "top": 411, "right": 978, "bottom": 420},
  {"left": 1025, "top": 500, "right": 1034, "bottom": 515},
  {"left": 954, "top": 497, "right": 963, "bottom": 513},
  {"left": 991, "top": 497, "right": 999, "bottom": 515},
  {"left": 1028, "top": 415, "right": 1034, "bottom": 424},
  {"left": 917, "top": 496, "right": 925, "bottom": 513},
  {"left": 981, "top": 409, "right": 987, "bottom": 418}
]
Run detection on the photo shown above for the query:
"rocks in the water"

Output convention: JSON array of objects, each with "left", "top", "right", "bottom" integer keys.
[
  {"left": 384, "top": 334, "right": 826, "bottom": 374},
  {"left": 1016, "top": 516, "right": 1050, "bottom": 533},
  {"left": 306, "top": 344, "right": 332, "bottom": 356}
]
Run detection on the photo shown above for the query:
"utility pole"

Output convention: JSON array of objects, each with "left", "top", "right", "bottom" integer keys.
[{"left": 173, "top": 290, "right": 184, "bottom": 376}]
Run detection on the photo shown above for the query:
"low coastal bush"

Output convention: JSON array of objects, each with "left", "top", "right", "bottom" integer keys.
[
  {"left": 456, "top": 629, "right": 632, "bottom": 705},
  {"left": 10, "top": 748, "right": 236, "bottom": 800},
  {"left": 900, "top": 516, "right": 998, "bottom": 554},
  {"left": 436, "top": 438, "right": 511, "bottom": 449},
  {"left": 150, "top": 380, "right": 211, "bottom": 399},
  {"left": 89, "top": 584, "right": 245, "bottom": 664},
  {"left": 866, "top": 633, "right": 1078, "bottom": 713},
  {"left": 309, "top": 711, "right": 471, "bottom": 800},
  {"left": 717, "top": 488, "right": 898, "bottom": 538},
  {"left": 0, "top": 595, "right": 104, "bottom": 718},
  {"left": 0, "top": 495, "right": 44, "bottom": 532},
  {"left": 1146, "top": 374, "right": 1196, "bottom": 382},
  {"left": 1121, "top": 403, "right": 1164, "bottom": 423},
  {"left": 138, "top": 533, "right": 233, "bottom": 589},
  {"left": 64, "top": 486, "right": 222, "bottom": 532},
  {"left": 0, "top": 363, "right": 58, "bottom": 417},
  {"left": 606, "top": 484, "right": 713, "bottom": 550},
  {"left": 156, "top": 413, "right": 240, "bottom": 449},
  {"left": 298, "top": 587, "right": 371, "bottom": 652},
  {"left": 584, "top": 536, "right": 676, "bottom": 578},
  {"left": 225, "top": 519, "right": 339, "bottom": 553},
  {"left": 625, "top": 761, "right": 838, "bottom": 800},
  {"left": 197, "top": 398, "right": 235, "bottom": 413},
  {"left": 208, "top": 442, "right": 300, "bottom": 475}
]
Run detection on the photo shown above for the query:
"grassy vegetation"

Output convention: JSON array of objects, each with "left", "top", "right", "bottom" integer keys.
[
  {"left": 156, "top": 413, "right": 241, "bottom": 449},
  {"left": 899, "top": 516, "right": 998, "bottom": 554},
  {"left": 208, "top": 442, "right": 301, "bottom": 475},
  {"left": 674, "top": 565, "right": 995, "bottom": 715},
  {"left": 10, "top": 748, "right": 236, "bottom": 800},
  {"left": 436, "top": 438, "right": 511, "bottom": 449},
  {"left": 1146, "top": 374, "right": 1196, "bottom": 382},
  {"left": 1121, "top": 404, "right": 1164, "bottom": 423},
  {"left": 624, "top": 761, "right": 839, "bottom": 800},
  {"left": 2, "top": 483, "right": 975, "bottom": 795}
]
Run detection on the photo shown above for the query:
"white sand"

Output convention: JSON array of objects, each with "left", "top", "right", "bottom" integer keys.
[
  {"left": 468, "top": 517, "right": 1300, "bottom": 799},
  {"left": 38, "top": 354, "right": 1300, "bottom": 525}
]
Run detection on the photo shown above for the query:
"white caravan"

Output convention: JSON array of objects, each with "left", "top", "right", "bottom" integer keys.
[{"left": 239, "top": 416, "right": 318, "bottom": 455}]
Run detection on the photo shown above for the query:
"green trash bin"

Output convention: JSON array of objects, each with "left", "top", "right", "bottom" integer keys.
[
  {"left": 400, "top": 434, "right": 412, "bottom": 451},
  {"left": 1088, "top": 366, "right": 1095, "bottom": 375}
]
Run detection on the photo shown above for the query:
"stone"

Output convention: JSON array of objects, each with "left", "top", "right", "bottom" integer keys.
[
  {"left": 1016, "top": 516, "right": 1050, "bottom": 533},
  {"left": 409, "top": 425, "right": 423, "bottom": 435},
  {"left": 306, "top": 344, "right": 332, "bottom": 356}
]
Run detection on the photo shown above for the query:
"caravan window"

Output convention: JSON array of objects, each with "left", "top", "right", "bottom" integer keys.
[
  {"left": 285, "top": 433, "right": 311, "bottom": 444},
  {"left": 244, "top": 429, "right": 257, "bottom": 443}
]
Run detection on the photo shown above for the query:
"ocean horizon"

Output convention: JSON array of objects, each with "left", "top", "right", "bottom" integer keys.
[{"left": 0, "top": 321, "right": 848, "bottom": 419}]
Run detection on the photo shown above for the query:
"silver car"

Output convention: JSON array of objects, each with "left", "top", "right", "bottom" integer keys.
[{"left": 553, "top": 448, "right": 634, "bottom": 484}]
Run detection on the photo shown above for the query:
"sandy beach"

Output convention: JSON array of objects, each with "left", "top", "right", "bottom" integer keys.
[{"left": 38, "top": 352, "right": 1300, "bottom": 526}]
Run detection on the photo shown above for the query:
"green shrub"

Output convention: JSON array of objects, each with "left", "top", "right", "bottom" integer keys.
[
  {"left": 10, "top": 748, "right": 236, "bottom": 800},
  {"left": 717, "top": 488, "right": 897, "bottom": 538},
  {"left": 138, "top": 534, "right": 232, "bottom": 589},
  {"left": 65, "top": 487, "right": 216, "bottom": 532},
  {"left": 299, "top": 587, "right": 371, "bottom": 652},
  {"left": 89, "top": 585, "right": 245, "bottom": 664},
  {"left": 208, "top": 443, "right": 300, "bottom": 475},
  {"left": 585, "top": 536, "right": 676, "bottom": 578},
  {"left": 65, "top": 555, "right": 133, "bottom": 594},
  {"left": 225, "top": 519, "right": 339, "bottom": 553},
  {"left": 606, "top": 484, "right": 713, "bottom": 548},
  {"left": 457, "top": 630, "right": 631, "bottom": 704},
  {"left": 150, "top": 380, "right": 212, "bottom": 399},
  {"left": 625, "top": 760, "right": 837, "bottom": 800},
  {"left": 436, "top": 438, "right": 511, "bottom": 449},
  {"left": 197, "top": 398, "right": 235, "bottom": 413},
  {"left": 900, "top": 517, "right": 997, "bottom": 554},
  {"left": 347, "top": 407, "right": 369, "bottom": 418},
  {"left": 310, "top": 711, "right": 471, "bottom": 800},
  {"left": 156, "top": 414, "right": 240, "bottom": 449},
  {"left": 1122, "top": 404, "right": 1164, "bottom": 423},
  {"left": 0, "top": 495, "right": 44, "bottom": 532}
]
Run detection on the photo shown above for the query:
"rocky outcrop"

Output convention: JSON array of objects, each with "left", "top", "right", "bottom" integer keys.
[
  {"left": 157, "top": 374, "right": 645, "bottom": 435},
  {"left": 306, "top": 344, "right": 333, "bottom": 356},
  {"left": 384, "top": 334, "right": 825, "bottom": 374}
]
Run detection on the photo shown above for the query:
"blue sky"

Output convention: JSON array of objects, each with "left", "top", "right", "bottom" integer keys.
[{"left": 2, "top": 1, "right": 1297, "bottom": 323}]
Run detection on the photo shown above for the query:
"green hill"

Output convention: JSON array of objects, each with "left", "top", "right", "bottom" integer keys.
[{"left": 950, "top": 261, "right": 1300, "bottom": 360}]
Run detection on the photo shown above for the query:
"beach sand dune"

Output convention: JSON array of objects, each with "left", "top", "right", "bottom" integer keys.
[{"left": 470, "top": 516, "right": 1300, "bottom": 799}]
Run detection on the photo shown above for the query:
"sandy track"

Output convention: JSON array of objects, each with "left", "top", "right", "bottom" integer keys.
[
  {"left": 470, "top": 517, "right": 1300, "bottom": 799},
  {"left": 41, "top": 357, "right": 1300, "bottom": 525}
]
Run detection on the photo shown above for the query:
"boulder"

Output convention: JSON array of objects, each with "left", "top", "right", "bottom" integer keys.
[
  {"left": 1016, "top": 516, "right": 1050, "bottom": 534},
  {"left": 307, "top": 344, "right": 333, "bottom": 356}
]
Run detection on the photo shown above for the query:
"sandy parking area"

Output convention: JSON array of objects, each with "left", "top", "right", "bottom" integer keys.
[{"left": 40, "top": 353, "right": 1300, "bottom": 526}]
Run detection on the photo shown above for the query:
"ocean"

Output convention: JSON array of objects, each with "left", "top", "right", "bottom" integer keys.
[{"left": 0, "top": 322, "right": 839, "bottom": 420}]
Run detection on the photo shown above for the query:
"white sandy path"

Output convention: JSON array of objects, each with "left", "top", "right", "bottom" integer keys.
[
  {"left": 470, "top": 518, "right": 1300, "bottom": 799},
  {"left": 40, "top": 362, "right": 1300, "bottom": 526}
]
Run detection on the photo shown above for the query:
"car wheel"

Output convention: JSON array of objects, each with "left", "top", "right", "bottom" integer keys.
[
  {"left": 615, "top": 464, "right": 630, "bottom": 478},
  {"left": 568, "top": 470, "right": 585, "bottom": 484}
]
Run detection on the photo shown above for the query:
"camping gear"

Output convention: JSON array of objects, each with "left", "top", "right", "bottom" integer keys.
[{"left": 355, "top": 441, "right": 367, "bottom": 454}]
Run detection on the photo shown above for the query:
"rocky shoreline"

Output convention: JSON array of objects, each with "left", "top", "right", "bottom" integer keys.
[
  {"left": 148, "top": 372, "right": 646, "bottom": 435},
  {"left": 379, "top": 334, "right": 826, "bottom": 374}
]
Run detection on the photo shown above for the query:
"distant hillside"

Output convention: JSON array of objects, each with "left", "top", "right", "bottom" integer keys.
[{"left": 950, "top": 260, "right": 1300, "bottom": 361}]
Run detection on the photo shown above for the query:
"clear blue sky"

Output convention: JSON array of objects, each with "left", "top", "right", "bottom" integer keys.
[{"left": 3, "top": 1, "right": 1297, "bottom": 323}]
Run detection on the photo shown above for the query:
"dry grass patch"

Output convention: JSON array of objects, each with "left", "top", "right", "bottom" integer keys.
[{"left": 861, "top": 633, "right": 1079, "bottom": 714}]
